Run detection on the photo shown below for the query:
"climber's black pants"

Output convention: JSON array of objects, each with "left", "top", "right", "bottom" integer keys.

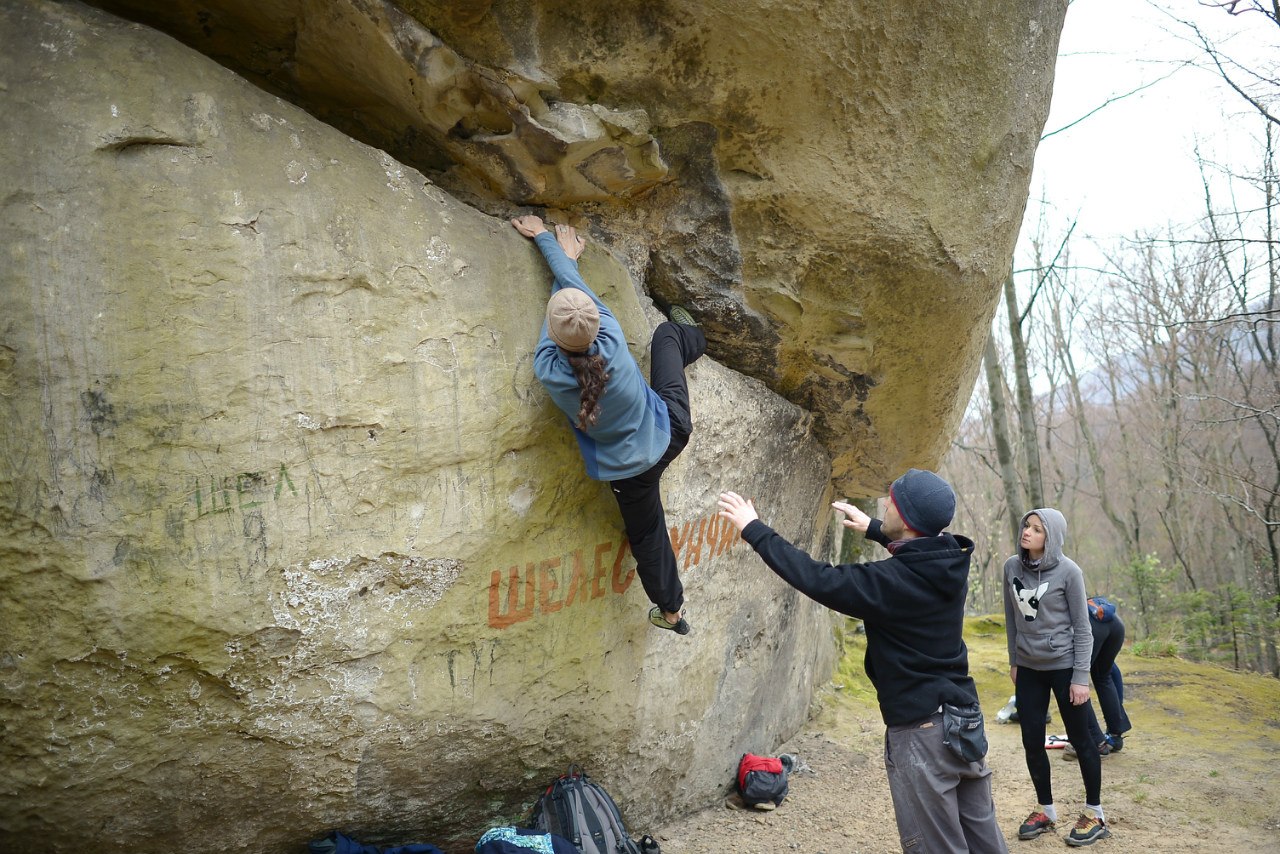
[{"left": 609, "top": 322, "right": 706, "bottom": 615}]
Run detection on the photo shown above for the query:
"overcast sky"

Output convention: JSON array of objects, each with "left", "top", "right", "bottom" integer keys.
[{"left": 1017, "top": 0, "right": 1278, "bottom": 267}]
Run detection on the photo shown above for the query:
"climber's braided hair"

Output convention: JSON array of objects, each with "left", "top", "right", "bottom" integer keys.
[{"left": 566, "top": 350, "right": 609, "bottom": 430}]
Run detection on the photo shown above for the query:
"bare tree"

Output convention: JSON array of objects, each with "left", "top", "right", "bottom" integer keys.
[
  {"left": 1006, "top": 273, "right": 1046, "bottom": 510},
  {"left": 1197, "top": 122, "right": 1280, "bottom": 672},
  {"left": 938, "top": 2, "right": 1280, "bottom": 670},
  {"left": 1193, "top": 2, "right": 1280, "bottom": 127},
  {"left": 982, "top": 336, "right": 1024, "bottom": 546}
]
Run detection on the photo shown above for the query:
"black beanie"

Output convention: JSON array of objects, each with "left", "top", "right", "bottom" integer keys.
[{"left": 888, "top": 468, "right": 955, "bottom": 536}]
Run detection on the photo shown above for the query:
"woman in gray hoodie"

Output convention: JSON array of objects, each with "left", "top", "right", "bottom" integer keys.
[{"left": 1003, "top": 508, "right": 1110, "bottom": 847}]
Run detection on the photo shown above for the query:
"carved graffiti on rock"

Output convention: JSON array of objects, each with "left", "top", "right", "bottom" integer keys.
[{"left": 192, "top": 462, "right": 297, "bottom": 520}]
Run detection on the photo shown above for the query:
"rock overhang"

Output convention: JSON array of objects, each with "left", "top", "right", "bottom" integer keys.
[{"left": 86, "top": 0, "right": 1068, "bottom": 497}]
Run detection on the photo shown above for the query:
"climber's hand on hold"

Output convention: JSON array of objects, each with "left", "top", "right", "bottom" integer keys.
[
  {"left": 554, "top": 223, "right": 586, "bottom": 260},
  {"left": 511, "top": 215, "right": 548, "bottom": 238}
]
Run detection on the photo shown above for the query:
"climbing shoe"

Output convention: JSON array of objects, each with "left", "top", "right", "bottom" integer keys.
[
  {"left": 1017, "top": 811, "right": 1055, "bottom": 840},
  {"left": 1066, "top": 814, "right": 1110, "bottom": 847},
  {"left": 668, "top": 304, "right": 697, "bottom": 327},
  {"left": 648, "top": 605, "right": 691, "bottom": 635}
]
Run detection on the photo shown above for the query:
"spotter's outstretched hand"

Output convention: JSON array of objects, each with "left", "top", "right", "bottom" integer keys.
[
  {"left": 831, "top": 501, "right": 871, "bottom": 533},
  {"left": 717, "top": 491, "right": 759, "bottom": 532}
]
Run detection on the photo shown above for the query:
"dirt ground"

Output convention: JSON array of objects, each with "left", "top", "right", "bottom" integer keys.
[{"left": 652, "top": 629, "right": 1280, "bottom": 854}]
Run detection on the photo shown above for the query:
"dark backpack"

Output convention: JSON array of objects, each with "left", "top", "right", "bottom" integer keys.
[
  {"left": 736, "top": 753, "right": 789, "bottom": 808},
  {"left": 528, "top": 766, "right": 645, "bottom": 854}
]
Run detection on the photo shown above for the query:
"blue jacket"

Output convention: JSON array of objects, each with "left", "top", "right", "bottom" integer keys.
[{"left": 531, "top": 231, "right": 670, "bottom": 481}]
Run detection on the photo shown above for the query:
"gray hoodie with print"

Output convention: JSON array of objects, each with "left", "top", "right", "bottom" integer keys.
[{"left": 1002, "top": 507, "right": 1093, "bottom": 686}]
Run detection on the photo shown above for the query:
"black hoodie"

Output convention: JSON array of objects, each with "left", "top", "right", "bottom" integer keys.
[{"left": 741, "top": 517, "right": 980, "bottom": 726}]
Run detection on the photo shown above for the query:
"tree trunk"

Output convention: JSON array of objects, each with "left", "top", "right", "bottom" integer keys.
[
  {"left": 983, "top": 334, "right": 1024, "bottom": 548},
  {"left": 1050, "top": 285, "right": 1135, "bottom": 553},
  {"left": 1004, "top": 274, "right": 1044, "bottom": 509}
]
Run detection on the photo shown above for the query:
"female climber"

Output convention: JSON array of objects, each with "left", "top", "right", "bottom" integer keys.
[{"left": 511, "top": 214, "right": 706, "bottom": 635}]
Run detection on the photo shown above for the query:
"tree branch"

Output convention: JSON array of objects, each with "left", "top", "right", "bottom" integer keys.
[
  {"left": 1185, "top": 16, "right": 1280, "bottom": 127},
  {"left": 1040, "top": 64, "right": 1193, "bottom": 141}
]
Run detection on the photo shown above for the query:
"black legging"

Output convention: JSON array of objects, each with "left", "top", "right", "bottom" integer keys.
[
  {"left": 1087, "top": 616, "right": 1132, "bottom": 742},
  {"left": 609, "top": 322, "right": 706, "bottom": 614},
  {"left": 1016, "top": 665, "right": 1102, "bottom": 806}
]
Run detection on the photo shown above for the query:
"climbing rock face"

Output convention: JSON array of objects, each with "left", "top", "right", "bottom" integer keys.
[
  {"left": 0, "top": 3, "right": 835, "bottom": 851},
  {"left": 89, "top": 0, "right": 1068, "bottom": 496},
  {"left": 0, "top": 0, "right": 1065, "bottom": 851}
]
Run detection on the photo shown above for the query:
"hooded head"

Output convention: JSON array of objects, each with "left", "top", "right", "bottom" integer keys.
[
  {"left": 546, "top": 289, "right": 600, "bottom": 352},
  {"left": 887, "top": 468, "right": 955, "bottom": 537},
  {"left": 1018, "top": 507, "right": 1068, "bottom": 568}
]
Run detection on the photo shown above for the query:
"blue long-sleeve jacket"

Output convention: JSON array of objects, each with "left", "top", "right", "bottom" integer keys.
[{"left": 530, "top": 231, "right": 670, "bottom": 481}]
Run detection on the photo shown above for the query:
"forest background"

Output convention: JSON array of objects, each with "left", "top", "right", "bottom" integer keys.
[{"left": 930, "top": 0, "right": 1280, "bottom": 675}]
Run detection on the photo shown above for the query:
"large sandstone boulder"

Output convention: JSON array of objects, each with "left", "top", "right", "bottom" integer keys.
[
  {"left": 0, "top": 3, "right": 836, "bottom": 851},
  {"left": 0, "top": 0, "right": 1067, "bottom": 851},
  {"left": 89, "top": 0, "right": 1069, "bottom": 496}
]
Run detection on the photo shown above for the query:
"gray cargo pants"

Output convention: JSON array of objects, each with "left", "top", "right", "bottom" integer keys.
[{"left": 884, "top": 712, "right": 1009, "bottom": 853}]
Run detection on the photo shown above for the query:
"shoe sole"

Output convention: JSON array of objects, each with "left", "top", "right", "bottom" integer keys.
[
  {"left": 1018, "top": 827, "right": 1052, "bottom": 840},
  {"left": 668, "top": 305, "right": 698, "bottom": 326},
  {"left": 1066, "top": 829, "right": 1111, "bottom": 847}
]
